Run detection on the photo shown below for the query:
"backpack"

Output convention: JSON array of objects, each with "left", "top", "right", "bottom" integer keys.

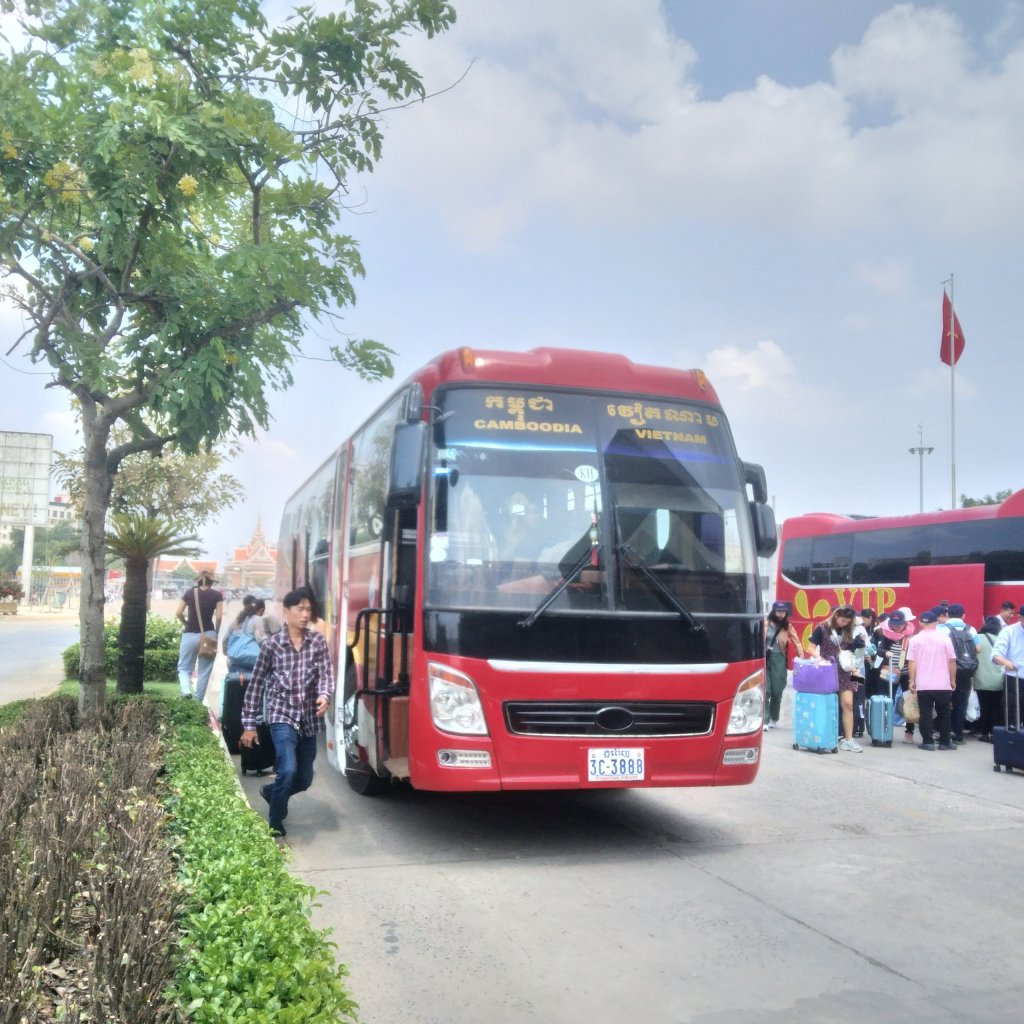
[
  {"left": 948, "top": 625, "right": 979, "bottom": 674},
  {"left": 226, "top": 629, "right": 261, "bottom": 671}
]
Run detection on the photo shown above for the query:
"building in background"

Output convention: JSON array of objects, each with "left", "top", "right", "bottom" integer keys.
[{"left": 222, "top": 518, "right": 277, "bottom": 596}]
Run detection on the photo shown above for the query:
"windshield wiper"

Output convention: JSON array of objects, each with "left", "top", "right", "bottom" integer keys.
[
  {"left": 520, "top": 524, "right": 598, "bottom": 626},
  {"left": 617, "top": 543, "right": 703, "bottom": 631}
]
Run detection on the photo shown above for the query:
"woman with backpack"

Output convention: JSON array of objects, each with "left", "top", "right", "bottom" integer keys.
[
  {"left": 223, "top": 595, "right": 267, "bottom": 672},
  {"left": 764, "top": 601, "right": 803, "bottom": 730}
]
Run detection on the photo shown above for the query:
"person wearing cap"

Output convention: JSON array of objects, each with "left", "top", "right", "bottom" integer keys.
[
  {"left": 807, "top": 605, "right": 865, "bottom": 752},
  {"left": 991, "top": 604, "right": 1024, "bottom": 730},
  {"left": 973, "top": 616, "right": 1005, "bottom": 742},
  {"left": 876, "top": 607, "right": 918, "bottom": 743},
  {"left": 175, "top": 570, "right": 224, "bottom": 702},
  {"left": 944, "top": 603, "right": 981, "bottom": 743},
  {"left": 907, "top": 611, "right": 957, "bottom": 751},
  {"left": 764, "top": 601, "right": 804, "bottom": 730}
]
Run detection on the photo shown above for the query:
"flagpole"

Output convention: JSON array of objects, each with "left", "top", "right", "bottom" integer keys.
[{"left": 943, "top": 273, "right": 957, "bottom": 509}]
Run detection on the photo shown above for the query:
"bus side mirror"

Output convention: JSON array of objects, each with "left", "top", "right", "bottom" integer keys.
[
  {"left": 750, "top": 501, "right": 778, "bottom": 558},
  {"left": 743, "top": 461, "right": 768, "bottom": 504},
  {"left": 387, "top": 421, "right": 427, "bottom": 508}
]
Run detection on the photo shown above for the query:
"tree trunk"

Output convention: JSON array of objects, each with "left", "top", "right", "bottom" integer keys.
[
  {"left": 116, "top": 555, "right": 149, "bottom": 694},
  {"left": 78, "top": 412, "right": 115, "bottom": 720}
]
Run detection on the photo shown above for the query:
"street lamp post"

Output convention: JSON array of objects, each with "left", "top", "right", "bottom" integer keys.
[{"left": 908, "top": 424, "right": 934, "bottom": 513}]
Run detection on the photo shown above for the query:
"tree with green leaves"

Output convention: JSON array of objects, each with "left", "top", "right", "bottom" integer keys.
[
  {"left": 106, "top": 513, "right": 199, "bottom": 694},
  {"left": 961, "top": 489, "right": 1013, "bottom": 508},
  {"left": 1, "top": 521, "right": 82, "bottom": 568},
  {"left": 54, "top": 426, "right": 245, "bottom": 534},
  {"left": 0, "top": 0, "right": 456, "bottom": 717}
]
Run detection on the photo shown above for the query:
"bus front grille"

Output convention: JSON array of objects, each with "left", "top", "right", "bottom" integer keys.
[{"left": 503, "top": 701, "right": 715, "bottom": 738}]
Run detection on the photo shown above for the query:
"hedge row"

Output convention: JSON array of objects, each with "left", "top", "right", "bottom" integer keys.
[
  {"left": 0, "top": 694, "right": 357, "bottom": 1023},
  {"left": 162, "top": 700, "right": 358, "bottom": 1023},
  {"left": 62, "top": 615, "right": 181, "bottom": 682}
]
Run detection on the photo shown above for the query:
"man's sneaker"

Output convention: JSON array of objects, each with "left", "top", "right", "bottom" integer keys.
[
  {"left": 937, "top": 743, "right": 957, "bottom": 751},
  {"left": 917, "top": 742, "right": 936, "bottom": 751},
  {"left": 903, "top": 731, "right": 915, "bottom": 743},
  {"left": 839, "top": 738, "right": 862, "bottom": 752},
  {"left": 259, "top": 785, "right": 271, "bottom": 805},
  {"left": 269, "top": 824, "right": 287, "bottom": 838}
]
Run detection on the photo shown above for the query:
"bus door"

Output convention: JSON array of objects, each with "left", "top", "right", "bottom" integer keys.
[{"left": 909, "top": 563, "right": 985, "bottom": 626}]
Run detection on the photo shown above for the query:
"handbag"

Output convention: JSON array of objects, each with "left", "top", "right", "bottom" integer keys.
[
  {"left": 193, "top": 588, "right": 219, "bottom": 658},
  {"left": 902, "top": 690, "right": 921, "bottom": 725},
  {"left": 966, "top": 688, "right": 981, "bottom": 723},
  {"left": 792, "top": 657, "right": 839, "bottom": 694},
  {"left": 838, "top": 649, "right": 856, "bottom": 673}
]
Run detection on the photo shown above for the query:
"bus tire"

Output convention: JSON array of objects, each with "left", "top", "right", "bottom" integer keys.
[{"left": 342, "top": 664, "right": 389, "bottom": 796}]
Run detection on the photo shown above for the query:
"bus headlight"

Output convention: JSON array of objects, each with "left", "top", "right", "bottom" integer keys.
[
  {"left": 726, "top": 669, "right": 765, "bottom": 735},
  {"left": 428, "top": 663, "right": 489, "bottom": 735}
]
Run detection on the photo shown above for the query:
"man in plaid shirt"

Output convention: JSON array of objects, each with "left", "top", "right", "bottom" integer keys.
[{"left": 240, "top": 586, "right": 334, "bottom": 838}]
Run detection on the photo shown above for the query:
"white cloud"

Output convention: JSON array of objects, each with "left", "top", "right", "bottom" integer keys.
[
  {"left": 370, "top": 2, "right": 1024, "bottom": 245},
  {"left": 705, "top": 339, "right": 797, "bottom": 392}
]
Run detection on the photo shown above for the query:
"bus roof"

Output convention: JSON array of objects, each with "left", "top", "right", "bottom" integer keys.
[
  {"left": 412, "top": 347, "right": 722, "bottom": 406},
  {"left": 781, "top": 487, "right": 1024, "bottom": 538}
]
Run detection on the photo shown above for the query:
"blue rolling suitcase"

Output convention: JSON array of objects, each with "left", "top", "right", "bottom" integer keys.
[
  {"left": 792, "top": 691, "right": 839, "bottom": 754},
  {"left": 868, "top": 673, "right": 894, "bottom": 747},
  {"left": 993, "top": 673, "right": 1024, "bottom": 773}
]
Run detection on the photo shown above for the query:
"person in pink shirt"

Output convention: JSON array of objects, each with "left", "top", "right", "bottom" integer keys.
[{"left": 907, "top": 610, "right": 957, "bottom": 751}]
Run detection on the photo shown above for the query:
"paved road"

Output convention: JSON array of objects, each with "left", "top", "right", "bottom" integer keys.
[
  {"left": 6, "top": 621, "right": 1020, "bottom": 1022},
  {"left": 235, "top": 710, "right": 1024, "bottom": 1024},
  {"left": 0, "top": 610, "right": 79, "bottom": 703}
]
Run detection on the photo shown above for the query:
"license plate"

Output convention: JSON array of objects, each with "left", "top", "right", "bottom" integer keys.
[{"left": 587, "top": 747, "right": 645, "bottom": 783}]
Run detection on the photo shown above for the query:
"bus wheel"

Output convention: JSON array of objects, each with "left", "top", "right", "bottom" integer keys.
[{"left": 342, "top": 665, "right": 389, "bottom": 796}]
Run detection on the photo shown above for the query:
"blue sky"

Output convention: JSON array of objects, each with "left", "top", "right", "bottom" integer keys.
[{"left": 2, "top": 1, "right": 1022, "bottom": 566}]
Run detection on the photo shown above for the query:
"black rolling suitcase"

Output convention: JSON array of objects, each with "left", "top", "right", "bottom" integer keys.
[
  {"left": 993, "top": 672, "right": 1024, "bottom": 773},
  {"left": 240, "top": 723, "right": 276, "bottom": 776},
  {"left": 220, "top": 671, "right": 246, "bottom": 754}
]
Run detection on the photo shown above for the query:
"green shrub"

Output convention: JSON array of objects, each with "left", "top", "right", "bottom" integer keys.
[
  {"left": 1, "top": 696, "right": 356, "bottom": 1023},
  {"left": 163, "top": 700, "right": 357, "bottom": 1023},
  {"left": 62, "top": 614, "right": 183, "bottom": 681}
]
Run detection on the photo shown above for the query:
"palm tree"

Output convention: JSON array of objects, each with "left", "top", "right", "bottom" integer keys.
[{"left": 106, "top": 514, "right": 200, "bottom": 695}]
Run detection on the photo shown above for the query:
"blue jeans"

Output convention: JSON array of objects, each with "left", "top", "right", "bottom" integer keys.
[
  {"left": 265, "top": 723, "right": 318, "bottom": 831},
  {"left": 177, "top": 632, "right": 218, "bottom": 701}
]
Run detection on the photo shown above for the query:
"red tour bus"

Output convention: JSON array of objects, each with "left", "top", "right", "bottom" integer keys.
[
  {"left": 775, "top": 489, "right": 1024, "bottom": 648},
  {"left": 275, "top": 347, "right": 778, "bottom": 795}
]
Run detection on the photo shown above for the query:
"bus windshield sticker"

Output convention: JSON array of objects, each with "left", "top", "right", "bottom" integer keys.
[{"left": 604, "top": 401, "right": 720, "bottom": 431}]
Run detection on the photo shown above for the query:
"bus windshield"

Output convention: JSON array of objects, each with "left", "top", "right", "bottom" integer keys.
[{"left": 426, "top": 386, "right": 758, "bottom": 615}]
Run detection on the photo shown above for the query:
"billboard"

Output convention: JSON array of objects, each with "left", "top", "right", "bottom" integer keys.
[{"left": 0, "top": 431, "right": 53, "bottom": 528}]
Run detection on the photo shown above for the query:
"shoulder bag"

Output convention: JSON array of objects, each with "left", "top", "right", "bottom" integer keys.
[{"left": 193, "top": 589, "right": 219, "bottom": 657}]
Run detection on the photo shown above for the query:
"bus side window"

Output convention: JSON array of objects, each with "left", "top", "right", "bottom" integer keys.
[
  {"left": 780, "top": 537, "right": 811, "bottom": 585},
  {"left": 809, "top": 535, "right": 852, "bottom": 585}
]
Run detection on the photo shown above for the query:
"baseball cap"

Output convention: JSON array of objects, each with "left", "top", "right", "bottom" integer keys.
[
  {"left": 887, "top": 610, "right": 907, "bottom": 627},
  {"left": 947, "top": 603, "right": 964, "bottom": 618},
  {"left": 919, "top": 610, "right": 938, "bottom": 624},
  {"left": 771, "top": 600, "right": 791, "bottom": 612},
  {"left": 897, "top": 606, "right": 916, "bottom": 622},
  {"left": 1018, "top": 603, "right": 1024, "bottom": 617}
]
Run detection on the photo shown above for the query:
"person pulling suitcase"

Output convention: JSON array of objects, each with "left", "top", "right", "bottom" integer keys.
[{"left": 240, "top": 586, "right": 334, "bottom": 839}]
